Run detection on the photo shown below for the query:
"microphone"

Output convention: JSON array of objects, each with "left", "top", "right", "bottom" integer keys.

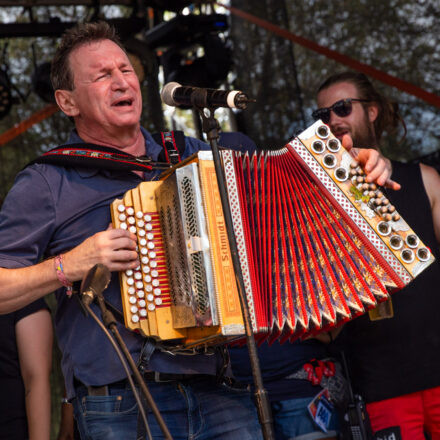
[
  {"left": 161, "top": 82, "right": 254, "bottom": 109},
  {"left": 80, "top": 264, "right": 111, "bottom": 306}
]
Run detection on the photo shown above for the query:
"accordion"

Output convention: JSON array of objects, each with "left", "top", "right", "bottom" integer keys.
[{"left": 111, "top": 121, "right": 434, "bottom": 346}]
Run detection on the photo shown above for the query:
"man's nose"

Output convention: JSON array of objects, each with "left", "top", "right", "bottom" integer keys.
[{"left": 111, "top": 70, "right": 129, "bottom": 89}]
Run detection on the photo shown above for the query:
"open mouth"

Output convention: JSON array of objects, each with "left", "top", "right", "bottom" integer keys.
[{"left": 113, "top": 98, "right": 133, "bottom": 107}]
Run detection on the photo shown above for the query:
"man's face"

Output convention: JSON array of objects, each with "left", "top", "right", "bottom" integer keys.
[
  {"left": 316, "top": 82, "right": 377, "bottom": 149},
  {"left": 66, "top": 39, "right": 142, "bottom": 136}
]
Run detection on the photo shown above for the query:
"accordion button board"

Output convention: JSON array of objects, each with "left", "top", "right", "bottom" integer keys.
[{"left": 111, "top": 121, "right": 434, "bottom": 346}]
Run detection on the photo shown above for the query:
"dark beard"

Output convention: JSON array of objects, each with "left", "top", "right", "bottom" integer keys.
[{"left": 353, "top": 112, "right": 378, "bottom": 149}]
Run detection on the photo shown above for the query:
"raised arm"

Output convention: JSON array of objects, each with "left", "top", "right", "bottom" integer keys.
[{"left": 16, "top": 308, "right": 53, "bottom": 440}]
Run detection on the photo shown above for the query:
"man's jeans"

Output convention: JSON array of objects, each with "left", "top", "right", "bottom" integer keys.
[{"left": 73, "top": 376, "right": 263, "bottom": 440}]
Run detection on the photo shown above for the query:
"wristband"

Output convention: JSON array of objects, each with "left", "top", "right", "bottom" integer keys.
[{"left": 54, "top": 254, "right": 73, "bottom": 297}]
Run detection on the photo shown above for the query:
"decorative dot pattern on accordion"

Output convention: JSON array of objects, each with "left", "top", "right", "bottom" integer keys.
[{"left": 116, "top": 204, "right": 171, "bottom": 323}]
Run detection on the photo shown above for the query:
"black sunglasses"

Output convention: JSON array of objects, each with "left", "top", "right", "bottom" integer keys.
[{"left": 312, "top": 98, "right": 371, "bottom": 124}]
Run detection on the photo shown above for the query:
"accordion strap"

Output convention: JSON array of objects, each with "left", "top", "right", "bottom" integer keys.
[{"left": 27, "top": 131, "right": 186, "bottom": 172}]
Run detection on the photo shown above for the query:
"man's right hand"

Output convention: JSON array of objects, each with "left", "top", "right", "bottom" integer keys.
[{"left": 62, "top": 228, "right": 139, "bottom": 282}]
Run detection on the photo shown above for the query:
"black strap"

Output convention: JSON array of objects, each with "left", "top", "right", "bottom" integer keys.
[{"left": 153, "top": 130, "right": 185, "bottom": 165}]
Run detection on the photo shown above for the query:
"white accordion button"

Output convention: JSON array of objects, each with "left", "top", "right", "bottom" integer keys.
[
  {"left": 146, "top": 233, "right": 154, "bottom": 240},
  {"left": 127, "top": 287, "right": 136, "bottom": 295},
  {"left": 145, "top": 223, "right": 153, "bottom": 231},
  {"left": 135, "top": 281, "right": 143, "bottom": 289},
  {"left": 140, "top": 247, "right": 148, "bottom": 255},
  {"left": 142, "top": 266, "right": 150, "bottom": 274},
  {"left": 145, "top": 284, "right": 153, "bottom": 292},
  {"left": 137, "top": 220, "right": 145, "bottom": 228},
  {"left": 129, "top": 296, "right": 137, "bottom": 304},
  {"left": 128, "top": 216, "right": 135, "bottom": 225},
  {"left": 134, "top": 272, "right": 142, "bottom": 280},
  {"left": 149, "top": 251, "right": 156, "bottom": 259},
  {"left": 119, "top": 214, "right": 127, "bottom": 221},
  {"left": 139, "top": 238, "right": 147, "bottom": 246},
  {"left": 155, "top": 298, "right": 162, "bottom": 306},
  {"left": 150, "top": 261, "right": 157, "bottom": 268},
  {"left": 148, "top": 303, "right": 156, "bottom": 311},
  {"left": 137, "top": 290, "right": 145, "bottom": 298},
  {"left": 126, "top": 207, "right": 134, "bottom": 216},
  {"left": 136, "top": 211, "right": 143, "bottom": 219},
  {"left": 152, "top": 279, "right": 160, "bottom": 287},
  {"left": 139, "top": 309, "right": 147, "bottom": 317},
  {"left": 131, "top": 315, "right": 140, "bottom": 323},
  {"left": 141, "top": 256, "right": 149, "bottom": 265},
  {"left": 147, "top": 242, "right": 155, "bottom": 250},
  {"left": 147, "top": 293, "right": 154, "bottom": 302},
  {"left": 130, "top": 305, "right": 138, "bottom": 314},
  {"left": 144, "top": 275, "right": 152, "bottom": 283},
  {"left": 139, "top": 299, "right": 146, "bottom": 308},
  {"left": 144, "top": 214, "right": 152, "bottom": 222},
  {"left": 151, "top": 270, "right": 159, "bottom": 278},
  {"left": 125, "top": 269, "right": 133, "bottom": 276},
  {"left": 126, "top": 277, "right": 134, "bottom": 286},
  {"left": 154, "top": 288, "right": 161, "bottom": 296},
  {"left": 120, "top": 223, "right": 128, "bottom": 230},
  {"left": 117, "top": 204, "right": 125, "bottom": 212},
  {"left": 129, "top": 226, "right": 136, "bottom": 234},
  {"left": 138, "top": 229, "right": 146, "bottom": 237}
]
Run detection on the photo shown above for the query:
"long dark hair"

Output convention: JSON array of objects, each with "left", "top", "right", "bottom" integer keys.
[{"left": 317, "top": 71, "right": 405, "bottom": 143}]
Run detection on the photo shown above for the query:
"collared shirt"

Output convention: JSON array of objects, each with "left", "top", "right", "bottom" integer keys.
[{"left": 0, "top": 127, "right": 223, "bottom": 399}]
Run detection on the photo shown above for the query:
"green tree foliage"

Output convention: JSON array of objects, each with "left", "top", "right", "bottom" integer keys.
[{"left": 229, "top": 0, "right": 440, "bottom": 161}]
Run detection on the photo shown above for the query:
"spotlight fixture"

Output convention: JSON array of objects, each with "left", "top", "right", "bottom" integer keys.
[{"left": 145, "top": 13, "right": 228, "bottom": 50}]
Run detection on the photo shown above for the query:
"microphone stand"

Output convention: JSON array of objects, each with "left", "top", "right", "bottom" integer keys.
[
  {"left": 81, "top": 265, "right": 173, "bottom": 440},
  {"left": 195, "top": 104, "right": 275, "bottom": 440}
]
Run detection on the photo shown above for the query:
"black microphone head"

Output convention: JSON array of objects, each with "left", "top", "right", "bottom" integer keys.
[
  {"left": 161, "top": 82, "right": 182, "bottom": 106},
  {"left": 80, "top": 263, "right": 111, "bottom": 299}
]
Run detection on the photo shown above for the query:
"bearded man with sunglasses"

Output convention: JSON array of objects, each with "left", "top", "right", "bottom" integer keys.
[{"left": 314, "top": 71, "right": 440, "bottom": 440}]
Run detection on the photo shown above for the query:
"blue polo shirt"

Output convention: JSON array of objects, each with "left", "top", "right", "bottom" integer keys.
[{"left": 0, "top": 127, "right": 226, "bottom": 399}]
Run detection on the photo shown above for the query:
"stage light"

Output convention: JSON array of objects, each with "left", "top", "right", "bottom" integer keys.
[
  {"left": 146, "top": 13, "right": 232, "bottom": 108},
  {"left": 32, "top": 62, "right": 55, "bottom": 104},
  {"left": 161, "top": 33, "right": 232, "bottom": 89},
  {"left": 0, "top": 70, "right": 12, "bottom": 119},
  {"left": 145, "top": 13, "right": 228, "bottom": 50}
]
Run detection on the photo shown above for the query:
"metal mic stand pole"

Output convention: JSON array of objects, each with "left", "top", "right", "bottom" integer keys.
[
  {"left": 92, "top": 293, "right": 173, "bottom": 440},
  {"left": 196, "top": 106, "right": 275, "bottom": 440}
]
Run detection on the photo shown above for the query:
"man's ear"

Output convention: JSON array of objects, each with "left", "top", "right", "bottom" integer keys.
[
  {"left": 55, "top": 89, "right": 79, "bottom": 117},
  {"left": 368, "top": 103, "right": 379, "bottom": 124}
]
